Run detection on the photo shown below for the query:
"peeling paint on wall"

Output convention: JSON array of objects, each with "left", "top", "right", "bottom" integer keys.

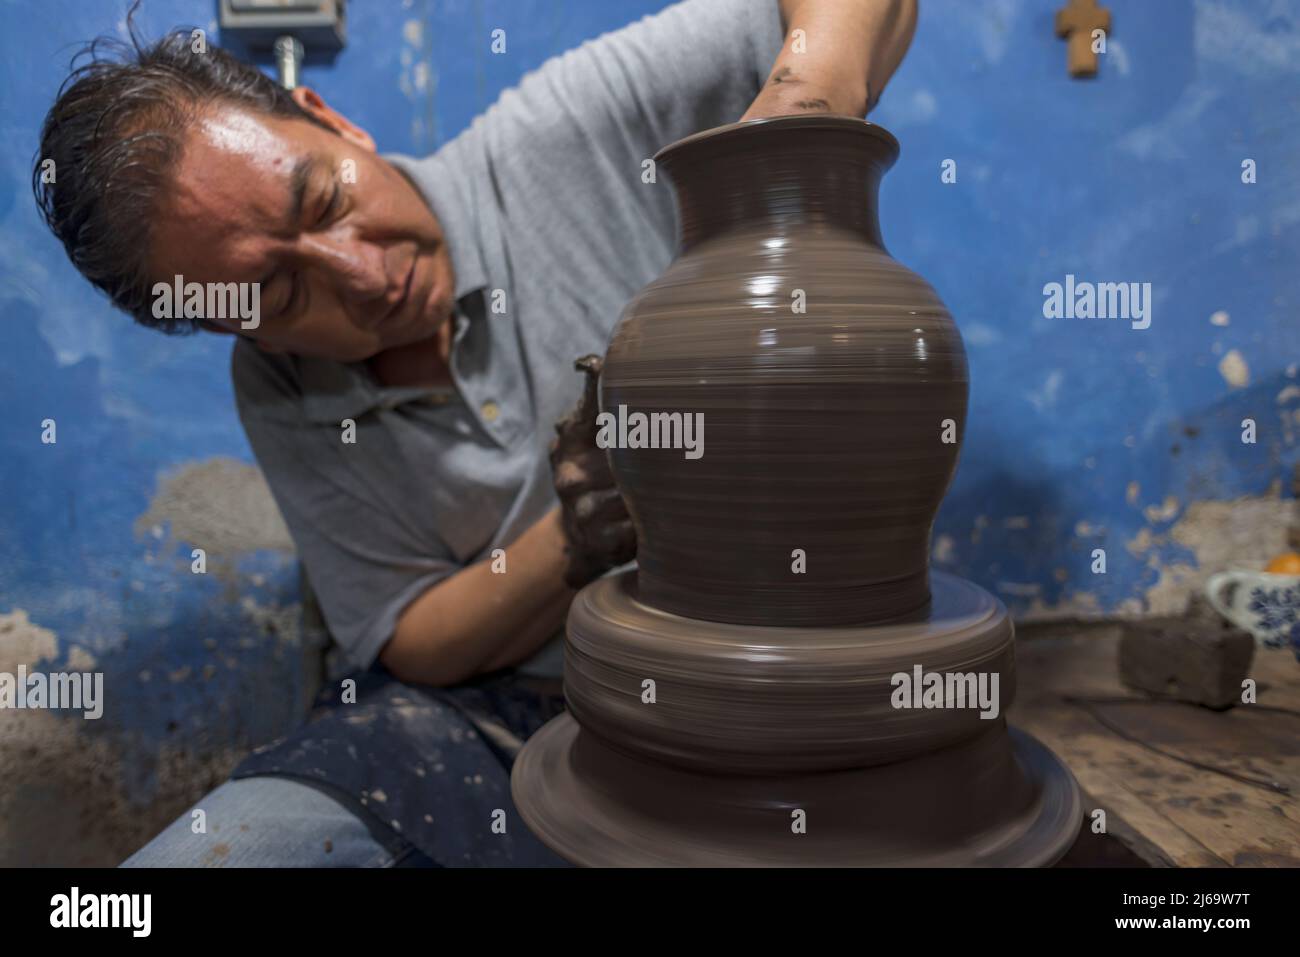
[
  {"left": 1218, "top": 349, "right": 1251, "bottom": 389},
  {"left": 134, "top": 456, "right": 293, "bottom": 561},
  {"left": 1127, "top": 485, "right": 1294, "bottom": 616},
  {"left": 0, "top": 602, "right": 321, "bottom": 865},
  {"left": 239, "top": 596, "right": 304, "bottom": 651},
  {"left": 0, "top": 609, "right": 59, "bottom": 671},
  {"left": 1143, "top": 496, "right": 1181, "bottom": 524},
  {"left": 0, "top": 603, "right": 324, "bottom": 865},
  {"left": 0, "top": 706, "right": 242, "bottom": 866},
  {"left": 1023, "top": 590, "right": 1103, "bottom": 622}
]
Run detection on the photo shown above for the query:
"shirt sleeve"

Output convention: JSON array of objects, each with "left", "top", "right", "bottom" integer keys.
[
  {"left": 230, "top": 341, "right": 458, "bottom": 673},
  {"left": 530, "top": 0, "right": 786, "bottom": 157},
  {"left": 465, "top": 0, "right": 787, "bottom": 286}
]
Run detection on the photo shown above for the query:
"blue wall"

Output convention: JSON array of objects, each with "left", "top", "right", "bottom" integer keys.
[
  {"left": 874, "top": 0, "right": 1298, "bottom": 614},
  {"left": 0, "top": 0, "right": 1297, "bottom": 860}
]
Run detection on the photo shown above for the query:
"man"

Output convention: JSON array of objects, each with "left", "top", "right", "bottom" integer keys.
[{"left": 35, "top": 0, "right": 916, "bottom": 866}]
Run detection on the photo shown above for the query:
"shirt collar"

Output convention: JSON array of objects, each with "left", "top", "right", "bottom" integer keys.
[{"left": 297, "top": 149, "right": 488, "bottom": 425}]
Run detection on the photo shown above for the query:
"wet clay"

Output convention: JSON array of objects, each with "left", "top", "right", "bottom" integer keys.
[
  {"left": 511, "top": 115, "right": 1080, "bottom": 866},
  {"left": 563, "top": 570, "right": 1016, "bottom": 774},
  {"left": 603, "top": 116, "right": 966, "bottom": 627}
]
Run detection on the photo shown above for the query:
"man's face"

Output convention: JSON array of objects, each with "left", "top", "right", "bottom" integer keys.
[{"left": 148, "top": 91, "right": 455, "bottom": 362}]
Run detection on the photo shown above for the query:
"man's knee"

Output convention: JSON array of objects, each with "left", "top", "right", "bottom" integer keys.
[{"left": 120, "top": 775, "right": 394, "bottom": 868}]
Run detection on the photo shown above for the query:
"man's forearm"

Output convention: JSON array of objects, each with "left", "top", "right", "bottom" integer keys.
[
  {"left": 744, "top": 0, "right": 917, "bottom": 119},
  {"left": 380, "top": 507, "right": 574, "bottom": 686}
]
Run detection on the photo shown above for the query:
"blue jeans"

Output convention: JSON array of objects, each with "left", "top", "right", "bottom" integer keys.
[{"left": 120, "top": 775, "right": 435, "bottom": 868}]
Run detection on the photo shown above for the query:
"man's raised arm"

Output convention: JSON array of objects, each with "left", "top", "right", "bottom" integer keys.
[{"left": 746, "top": 0, "right": 917, "bottom": 119}]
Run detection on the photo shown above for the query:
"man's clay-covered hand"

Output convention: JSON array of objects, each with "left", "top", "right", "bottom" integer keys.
[{"left": 550, "top": 355, "right": 637, "bottom": 588}]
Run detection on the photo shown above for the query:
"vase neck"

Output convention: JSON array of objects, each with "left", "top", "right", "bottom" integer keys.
[{"left": 655, "top": 116, "right": 899, "bottom": 254}]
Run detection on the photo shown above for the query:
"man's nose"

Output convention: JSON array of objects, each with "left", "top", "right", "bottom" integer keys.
[{"left": 300, "top": 233, "right": 389, "bottom": 302}]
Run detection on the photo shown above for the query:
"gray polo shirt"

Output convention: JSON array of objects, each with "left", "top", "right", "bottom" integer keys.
[{"left": 232, "top": 0, "right": 785, "bottom": 677}]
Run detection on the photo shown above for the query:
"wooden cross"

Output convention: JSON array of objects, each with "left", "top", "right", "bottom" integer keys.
[{"left": 1055, "top": 0, "right": 1111, "bottom": 78}]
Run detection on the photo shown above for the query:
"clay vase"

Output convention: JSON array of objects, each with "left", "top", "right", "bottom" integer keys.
[
  {"left": 512, "top": 116, "right": 1081, "bottom": 867},
  {"left": 602, "top": 115, "right": 966, "bottom": 628}
]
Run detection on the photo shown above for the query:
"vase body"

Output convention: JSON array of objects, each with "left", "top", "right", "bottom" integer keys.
[{"left": 602, "top": 115, "right": 968, "bottom": 627}]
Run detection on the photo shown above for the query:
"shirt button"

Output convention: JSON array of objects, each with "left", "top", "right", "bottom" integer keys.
[{"left": 480, "top": 400, "right": 500, "bottom": 422}]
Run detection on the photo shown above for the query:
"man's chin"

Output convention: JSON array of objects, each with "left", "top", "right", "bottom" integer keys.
[
  {"left": 359, "top": 326, "right": 441, "bottom": 364},
  {"left": 275, "top": 339, "right": 389, "bottom": 365},
  {"left": 289, "top": 310, "right": 450, "bottom": 364},
  {"left": 386, "top": 323, "right": 442, "bottom": 353}
]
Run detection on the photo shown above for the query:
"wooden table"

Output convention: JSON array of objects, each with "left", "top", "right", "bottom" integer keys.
[{"left": 1009, "top": 624, "right": 1300, "bottom": 867}]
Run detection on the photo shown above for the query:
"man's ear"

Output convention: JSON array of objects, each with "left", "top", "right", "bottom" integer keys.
[{"left": 290, "top": 87, "right": 377, "bottom": 153}]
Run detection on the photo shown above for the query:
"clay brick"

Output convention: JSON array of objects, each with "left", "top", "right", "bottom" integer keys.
[{"left": 1118, "top": 618, "right": 1255, "bottom": 710}]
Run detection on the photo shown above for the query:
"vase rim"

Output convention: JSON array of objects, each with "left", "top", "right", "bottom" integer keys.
[{"left": 654, "top": 114, "right": 900, "bottom": 164}]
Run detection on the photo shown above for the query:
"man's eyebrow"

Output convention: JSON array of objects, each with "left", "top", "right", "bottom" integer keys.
[{"left": 285, "top": 154, "right": 318, "bottom": 231}]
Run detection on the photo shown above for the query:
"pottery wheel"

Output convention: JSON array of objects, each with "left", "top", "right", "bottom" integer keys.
[
  {"left": 563, "top": 569, "right": 1019, "bottom": 774},
  {"left": 512, "top": 571, "right": 1081, "bottom": 866},
  {"left": 512, "top": 714, "right": 1079, "bottom": 867}
]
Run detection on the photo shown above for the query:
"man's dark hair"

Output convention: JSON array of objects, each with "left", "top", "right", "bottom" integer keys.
[{"left": 32, "top": 5, "right": 332, "bottom": 333}]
